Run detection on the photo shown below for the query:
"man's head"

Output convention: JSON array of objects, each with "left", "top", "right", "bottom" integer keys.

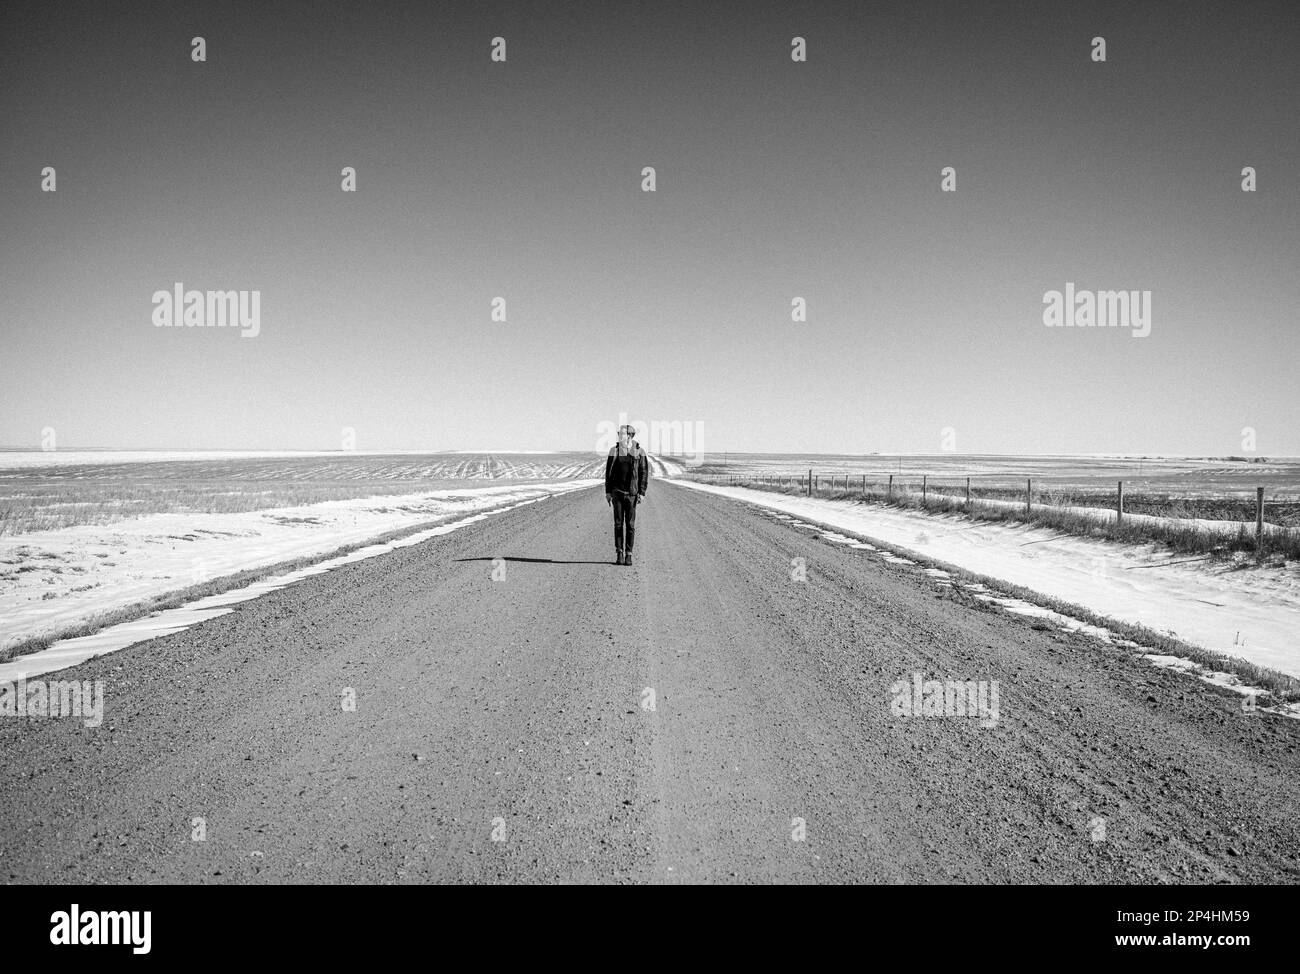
[{"left": 618, "top": 424, "right": 636, "bottom": 446}]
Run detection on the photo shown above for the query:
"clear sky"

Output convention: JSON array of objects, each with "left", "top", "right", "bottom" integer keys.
[{"left": 2, "top": 0, "right": 1297, "bottom": 455}]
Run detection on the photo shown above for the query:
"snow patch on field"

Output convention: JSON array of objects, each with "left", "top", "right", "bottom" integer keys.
[
  {"left": 0, "top": 481, "right": 598, "bottom": 654},
  {"left": 674, "top": 480, "right": 1300, "bottom": 680}
]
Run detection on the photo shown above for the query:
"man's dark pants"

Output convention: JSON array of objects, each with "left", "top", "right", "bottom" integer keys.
[{"left": 612, "top": 491, "right": 638, "bottom": 554}]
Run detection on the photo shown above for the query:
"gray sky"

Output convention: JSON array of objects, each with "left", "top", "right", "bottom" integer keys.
[{"left": 2, "top": 0, "right": 1297, "bottom": 455}]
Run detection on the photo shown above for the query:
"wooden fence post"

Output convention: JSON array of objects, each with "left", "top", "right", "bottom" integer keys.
[
  {"left": 1116, "top": 480, "right": 1124, "bottom": 524},
  {"left": 922, "top": 475, "right": 927, "bottom": 504},
  {"left": 807, "top": 469, "right": 812, "bottom": 496},
  {"left": 965, "top": 476, "right": 971, "bottom": 507},
  {"left": 888, "top": 474, "right": 893, "bottom": 500},
  {"left": 1257, "top": 486, "right": 1265, "bottom": 553},
  {"left": 1025, "top": 478, "right": 1032, "bottom": 515}
]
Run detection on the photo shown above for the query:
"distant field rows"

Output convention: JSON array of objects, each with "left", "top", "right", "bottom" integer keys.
[{"left": 0, "top": 453, "right": 617, "bottom": 535}]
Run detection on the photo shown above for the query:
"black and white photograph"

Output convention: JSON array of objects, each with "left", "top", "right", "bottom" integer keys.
[{"left": 1, "top": 0, "right": 1297, "bottom": 954}]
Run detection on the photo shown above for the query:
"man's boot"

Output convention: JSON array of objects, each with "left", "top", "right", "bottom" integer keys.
[
  {"left": 615, "top": 549, "right": 624, "bottom": 566},
  {"left": 624, "top": 550, "right": 633, "bottom": 567}
]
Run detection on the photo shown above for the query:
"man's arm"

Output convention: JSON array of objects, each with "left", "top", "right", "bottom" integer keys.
[
  {"left": 604, "top": 450, "right": 615, "bottom": 497},
  {"left": 637, "top": 450, "right": 649, "bottom": 496}
]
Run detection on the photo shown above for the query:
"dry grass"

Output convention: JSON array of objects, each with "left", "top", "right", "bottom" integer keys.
[{"left": 693, "top": 474, "right": 1300, "bottom": 562}]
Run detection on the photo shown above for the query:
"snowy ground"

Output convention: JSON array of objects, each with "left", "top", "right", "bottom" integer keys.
[
  {"left": 673, "top": 480, "right": 1300, "bottom": 679},
  {"left": 0, "top": 480, "right": 597, "bottom": 652}
]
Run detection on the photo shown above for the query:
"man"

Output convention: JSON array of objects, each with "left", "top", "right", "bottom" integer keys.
[{"left": 604, "top": 424, "right": 649, "bottom": 566}]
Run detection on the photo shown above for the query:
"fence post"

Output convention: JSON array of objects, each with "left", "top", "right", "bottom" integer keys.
[
  {"left": 1025, "top": 478, "right": 1032, "bottom": 515},
  {"left": 807, "top": 469, "right": 812, "bottom": 496},
  {"left": 965, "top": 476, "right": 971, "bottom": 507},
  {"left": 1257, "top": 486, "right": 1265, "bottom": 553},
  {"left": 922, "top": 475, "right": 927, "bottom": 504},
  {"left": 888, "top": 474, "right": 893, "bottom": 501},
  {"left": 861, "top": 474, "right": 866, "bottom": 493},
  {"left": 1116, "top": 480, "right": 1123, "bottom": 524}
]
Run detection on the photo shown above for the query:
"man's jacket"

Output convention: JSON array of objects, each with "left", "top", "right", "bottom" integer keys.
[{"left": 605, "top": 442, "right": 649, "bottom": 496}]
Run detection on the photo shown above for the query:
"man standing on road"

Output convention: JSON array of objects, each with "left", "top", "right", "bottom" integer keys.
[{"left": 605, "top": 424, "right": 649, "bottom": 566}]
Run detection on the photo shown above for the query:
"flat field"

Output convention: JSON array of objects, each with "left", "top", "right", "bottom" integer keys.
[{"left": 0, "top": 451, "right": 607, "bottom": 535}]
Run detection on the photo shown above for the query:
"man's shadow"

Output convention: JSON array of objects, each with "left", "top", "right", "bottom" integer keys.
[{"left": 454, "top": 556, "right": 612, "bottom": 566}]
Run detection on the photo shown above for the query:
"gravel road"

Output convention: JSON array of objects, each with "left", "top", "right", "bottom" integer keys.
[{"left": 2, "top": 483, "right": 1298, "bottom": 884}]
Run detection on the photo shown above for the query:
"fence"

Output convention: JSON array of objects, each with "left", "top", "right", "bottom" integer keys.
[{"left": 719, "top": 471, "right": 1282, "bottom": 551}]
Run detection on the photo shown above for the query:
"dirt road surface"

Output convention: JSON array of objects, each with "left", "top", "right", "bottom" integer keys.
[{"left": 2, "top": 483, "right": 1298, "bottom": 884}]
